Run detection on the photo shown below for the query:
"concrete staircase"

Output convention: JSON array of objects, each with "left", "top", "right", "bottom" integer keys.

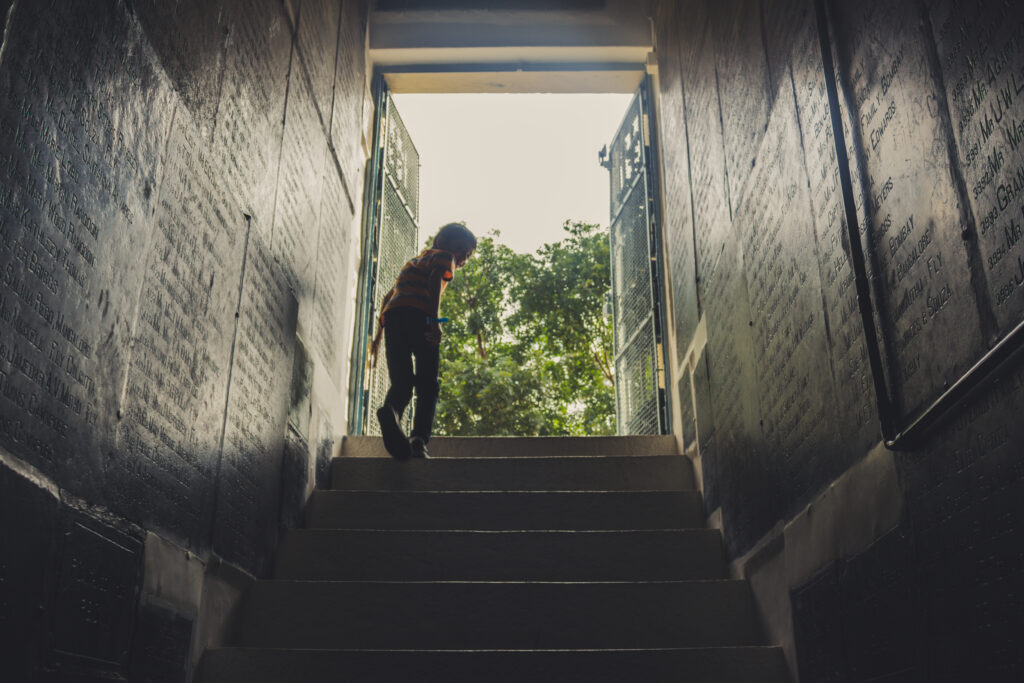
[{"left": 196, "top": 436, "right": 788, "bottom": 682}]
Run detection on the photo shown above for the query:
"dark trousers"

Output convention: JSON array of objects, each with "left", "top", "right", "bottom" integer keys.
[{"left": 383, "top": 306, "right": 440, "bottom": 442}]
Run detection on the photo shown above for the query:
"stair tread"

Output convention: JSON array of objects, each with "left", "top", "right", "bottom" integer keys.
[
  {"left": 234, "top": 579, "right": 762, "bottom": 649},
  {"left": 273, "top": 534, "right": 725, "bottom": 580},
  {"left": 197, "top": 645, "right": 787, "bottom": 683},
  {"left": 331, "top": 454, "right": 695, "bottom": 491},
  {"left": 340, "top": 435, "right": 679, "bottom": 459}
]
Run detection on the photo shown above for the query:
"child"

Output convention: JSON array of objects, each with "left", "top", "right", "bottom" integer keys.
[{"left": 371, "top": 222, "right": 477, "bottom": 458}]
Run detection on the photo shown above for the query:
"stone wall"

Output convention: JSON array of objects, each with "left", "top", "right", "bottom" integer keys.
[
  {"left": 0, "top": 0, "right": 369, "bottom": 679},
  {"left": 654, "top": 0, "right": 1024, "bottom": 679}
]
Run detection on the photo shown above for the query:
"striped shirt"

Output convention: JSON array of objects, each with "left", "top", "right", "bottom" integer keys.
[{"left": 381, "top": 248, "right": 456, "bottom": 317}]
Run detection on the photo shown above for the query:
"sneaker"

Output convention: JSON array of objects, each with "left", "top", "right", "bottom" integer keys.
[
  {"left": 409, "top": 436, "right": 430, "bottom": 458},
  {"left": 377, "top": 406, "right": 411, "bottom": 459}
]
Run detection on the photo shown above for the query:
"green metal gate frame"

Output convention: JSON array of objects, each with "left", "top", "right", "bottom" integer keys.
[
  {"left": 348, "top": 77, "right": 421, "bottom": 435},
  {"left": 606, "top": 77, "right": 671, "bottom": 435}
]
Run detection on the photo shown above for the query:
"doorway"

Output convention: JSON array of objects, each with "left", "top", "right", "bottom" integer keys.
[{"left": 349, "top": 76, "right": 669, "bottom": 436}]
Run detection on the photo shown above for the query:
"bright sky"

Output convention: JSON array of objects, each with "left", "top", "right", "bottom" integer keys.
[{"left": 392, "top": 93, "right": 634, "bottom": 254}]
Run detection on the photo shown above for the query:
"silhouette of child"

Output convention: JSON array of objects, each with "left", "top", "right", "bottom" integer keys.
[{"left": 371, "top": 222, "right": 477, "bottom": 458}]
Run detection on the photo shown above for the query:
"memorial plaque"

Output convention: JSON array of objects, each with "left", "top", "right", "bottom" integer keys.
[
  {"left": 273, "top": 65, "right": 328, "bottom": 339},
  {"left": 108, "top": 108, "right": 244, "bottom": 551},
  {"left": 791, "top": 565, "right": 846, "bottom": 683},
  {"left": 331, "top": 0, "right": 369, "bottom": 207},
  {"left": 762, "top": 0, "right": 812, "bottom": 95},
  {"left": 279, "top": 428, "right": 310, "bottom": 530},
  {"left": 701, "top": 244, "right": 778, "bottom": 553},
  {"left": 829, "top": 0, "right": 987, "bottom": 418},
  {"left": 927, "top": 0, "right": 1024, "bottom": 334},
  {"left": 50, "top": 507, "right": 143, "bottom": 673},
  {"left": 681, "top": 14, "right": 732, "bottom": 279},
  {"left": 131, "top": 0, "right": 228, "bottom": 132},
  {"left": 655, "top": 1, "right": 700, "bottom": 362},
  {"left": 791, "top": 12, "right": 879, "bottom": 454},
  {"left": 311, "top": 153, "right": 355, "bottom": 387},
  {"left": 297, "top": 0, "right": 342, "bottom": 130},
  {"left": 711, "top": 0, "right": 772, "bottom": 202},
  {"left": 288, "top": 335, "right": 313, "bottom": 438},
  {"left": 692, "top": 348, "right": 715, "bottom": 449},
  {"left": 736, "top": 84, "right": 839, "bottom": 506},
  {"left": 692, "top": 346, "right": 719, "bottom": 515},
  {"left": 214, "top": 0, "right": 293, "bottom": 226},
  {"left": 898, "top": 361, "right": 1024, "bottom": 680},
  {"left": 838, "top": 526, "right": 920, "bottom": 682},
  {"left": 0, "top": 463, "right": 60, "bottom": 680},
  {"left": 0, "top": 0, "right": 172, "bottom": 495},
  {"left": 213, "top": 229, "right": 296, "bottom": 575},
  {"left": 128, "top": 602, "right": 193, "bottom": 683},
  {"left": 315, "top": 409, "right": 334, "bottom": 489},
  {"left": 677, "top": 370, "right": 696, "bottom": 450}
]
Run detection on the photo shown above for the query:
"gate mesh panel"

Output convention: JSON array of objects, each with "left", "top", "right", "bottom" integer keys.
[
  {"left": 384, "top": 101, "right": 419, "bottom": 223},
  {"left": 366, "top": 95, "right": 420, "bottom": 435},
  {"left": 615, "top": 318, "right": 659, "bottom": 435},
  {"left": 610, "top": 179, "right": 653, "bottom": 350},
  {"left": 610, "top": 96, "right": 645, "bottom": 219},
  {"left": 609, "top": 90, "right": 660, "bottom": 435}
]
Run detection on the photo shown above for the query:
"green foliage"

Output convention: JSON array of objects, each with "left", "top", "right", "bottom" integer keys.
[{"left": 434, "top": 221, "right": 615, "bottom": 436}]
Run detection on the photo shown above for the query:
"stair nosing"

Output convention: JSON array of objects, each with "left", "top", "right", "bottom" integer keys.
[
  {"left": 335, "top": 455, "right": 684, "bottom": 461},
  {"left": 327, "top": 489, "right": 697, "bottom": 493},
  {"left": 253, "top": 579, "right": 744, "bottom": 585},
  {"left": 285, "top": 528, "right": 709, "bottom": 534},
  {"left": 205, "top": 646, "right": 781, "bottom": 653}
]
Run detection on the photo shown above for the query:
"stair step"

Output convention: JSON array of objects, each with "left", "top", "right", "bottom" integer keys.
[
  {"left": 273, "top": 529, "right": 726, "bottom": 581},
  {"left": 235, "top": 580, "right": 761, "bottom": 650},
  {"left": 341, "top": 435, "right": 679, "bottom": 458},
  {"left": 330, "top": 455, "right": 694, "bottom": 491},
  {"left": 197, "top": 646, "right": 789, "bottom": 683},
  {"left": 305, "top": 490, "right": 706, "bottom": 530}
]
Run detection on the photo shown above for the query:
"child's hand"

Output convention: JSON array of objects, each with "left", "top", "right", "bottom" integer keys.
[{"left": 425, "top": 322, "right": 442, "bottom": 346}]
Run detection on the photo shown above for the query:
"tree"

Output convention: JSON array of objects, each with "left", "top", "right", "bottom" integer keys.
[{"left": 434, "top": 221, "right": 615, "bottom": 436}]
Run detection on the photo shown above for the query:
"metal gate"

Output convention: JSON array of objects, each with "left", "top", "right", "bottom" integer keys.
[
  {"left": 606, "top": 82, "right": 666, "bottom": 435},
  {"left": 352, "top": 87, "right": 420, "bottom": 435}
]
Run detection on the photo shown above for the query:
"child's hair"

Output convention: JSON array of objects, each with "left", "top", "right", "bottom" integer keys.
[{"left": 433, "top": 222, "right": 477, "bottom": 253}]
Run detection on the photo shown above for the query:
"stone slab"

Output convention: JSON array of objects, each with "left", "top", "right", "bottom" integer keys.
[
  {"left": 310, "top": 151, "right": 354, "bottom": 388},
  {"left": 829, "top": 0, "right": 990, "bottom": 418},
  {"left": 131, "top": 0, "right": 228, "bottom": 132},
  {"left": 128, "top": 601, "right": 194, "bottom": 683},
  {"left": 0, "top": 0, "right": 172, "bottom": 497},
  {"left": 331, "top": 0, "right": 369, "bottom": 207},
  {"left": 736, "top": 73, "right": 842, "bottom": 508},
  {"left": 655, "top": 0, "right": 700, "bottom": 360},
  {"left": 790, "top": 11, "right": 879, "bottom": 455},
  {"left": 297, "top": 0, "right": 341, "bottom": 131},
  {"left": 0, "top": 461, "right": 60, "bottom": 680},
  {"left": 212, "top": 228, "right": 297, "bottom": 575},
  {"left": 214, "top": 0, "right": 293, "bottom": 225},
  {"left": 48, "top": 506, "right": 143, "bottom": 676},
  {"left": 682, "top": 15, "right": 732, "bottom": 278},
  {"left": 272, "top": 62, "right": 327, "bottom": 337},
  {"left": 108, "top": 106, "right": 243, "bottom": 551},
  {"left": 711, "top": 0, "right": 772, "bottom": 202},
  {"left": 926, "top": 0, "right": 1024, "bottom": 335}
]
